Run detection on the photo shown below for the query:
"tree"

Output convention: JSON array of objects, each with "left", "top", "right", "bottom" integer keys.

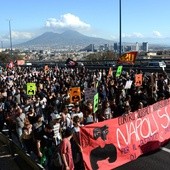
[
  {"left": 0, "top": 51, "right": 24, "bottom": 63},
  {"left": 84, "top": 51, "right": 118, "bottom": 61}
]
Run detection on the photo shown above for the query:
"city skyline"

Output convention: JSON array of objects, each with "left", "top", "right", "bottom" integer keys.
[{"left": 1, "top": 0, "right": 170, "bottom": 46}]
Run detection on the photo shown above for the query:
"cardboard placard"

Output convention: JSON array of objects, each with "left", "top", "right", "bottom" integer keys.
[
  {"left": 116, "top": 66, "right": 123, "bottom": 77},
  {"left": 135, "top": 74, "right": 143, "bottom": 87},
  {"left": 69, "top": 87, "right": 81, "bottom": 103},
  {"left": 93, "top": 93, "right": 99, "bottom": 113},
  {"left": 27, "top": 83, "right": 36, "bottom": 95}
]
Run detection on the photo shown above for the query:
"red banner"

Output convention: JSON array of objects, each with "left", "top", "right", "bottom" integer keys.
[
  {"left": 80, "top": 99, "right": 170, "bottom": 170},
  {"left": 17, "top": 60, "right": 25, "bottom": 65}
]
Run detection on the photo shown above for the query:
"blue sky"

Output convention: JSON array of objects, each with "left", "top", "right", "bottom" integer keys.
[{"left": 1, "top": 0, "right": 170, "bottom": 45}]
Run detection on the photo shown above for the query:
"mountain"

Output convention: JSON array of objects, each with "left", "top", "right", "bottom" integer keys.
[{"left": 15, "top": 30, "right": 114, "bottom": 49}]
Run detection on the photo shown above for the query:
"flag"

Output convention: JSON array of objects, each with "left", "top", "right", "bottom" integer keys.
[
  {"left": 6, "top": 61, "right": 14, "bottom": 69},
  {"left": 117, "top": 51, "right": 138, "bottom": 64},
  {"left": 65, "top": 58, "right": 78, "bottom": 68}
]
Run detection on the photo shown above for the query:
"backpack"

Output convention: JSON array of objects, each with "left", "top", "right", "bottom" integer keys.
[{"left": 51, "top": 144, "right": 63, "bottom": 167}]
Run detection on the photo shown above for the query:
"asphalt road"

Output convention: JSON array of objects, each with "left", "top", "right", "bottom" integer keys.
[{"left": 115, "top": 141, "right": 170, "bottom": 170}]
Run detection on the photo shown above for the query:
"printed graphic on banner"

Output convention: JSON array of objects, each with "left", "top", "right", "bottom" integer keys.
[
  {"left": 84, "top": 88, "right": 97, "bottom": 102},
  {"left": 135, "top": 74, "right": 143, "bottom": 86},
  {"left": 116, "top": 66, "right": 123, "bottom": 77},
  {"left": 124, "top": 80, "right": 133, "bottom": 89},
  {"left": 93, "top": 93, "right": 99, "bottom": 113},
  {"left": 27, "top": 83, "right": 36, "bottom": 95},
  {"left": 69, "top": 87, "right": 81, "bottom": 103},
  {"left": 80, "top": 99, "right": 170, "bottom": 170},
  {"left": 117, "top": 51, "right": 138, "bottom": 64}
]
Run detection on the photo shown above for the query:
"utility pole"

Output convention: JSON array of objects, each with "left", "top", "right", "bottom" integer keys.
[
  {"left": 8, "top": 20, "right": 13, "bottom": 58},
  {"left": 1, "top": 41, "right": 3, "bottom": 50},
  {"left": 119, "top": 0, "right": 122, "bottom": 58}
]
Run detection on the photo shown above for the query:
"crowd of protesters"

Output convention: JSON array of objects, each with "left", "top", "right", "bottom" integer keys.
[{"left": 0, "top": 64, "right": 169, "bottom": 170}]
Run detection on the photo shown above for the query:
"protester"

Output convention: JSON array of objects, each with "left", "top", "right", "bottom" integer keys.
[
  {"left": 34, "top": 123, "right": 54, "bottom": 168},
  {"left": 15, "top": 107, "right": 26, "bottom": 148},
  {"left": 72, "top": 116, "right": 84, "bottom": 170},
  {"left": 21, "top": 122, "right": 34, "bottom": 154},
  {"left": 61, "top": 127, "right": 74, "bottom": 170},
  {"left": 0, "top": 63, "right": 169, "bottom": 170}
]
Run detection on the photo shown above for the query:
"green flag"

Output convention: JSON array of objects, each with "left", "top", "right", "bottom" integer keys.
[
  {"left": 116, "top": 66, "right": 123, "bottom": 77},
  {"left": 93, "top": 93, "right": 99, "bottom": 113},
  {"left": 27, "top": 83, "right": 36, "bottom": 95}
]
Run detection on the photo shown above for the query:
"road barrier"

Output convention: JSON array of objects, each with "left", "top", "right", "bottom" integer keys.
[{"left": 0, "top": 133, "right": 44, "bottom": 170}]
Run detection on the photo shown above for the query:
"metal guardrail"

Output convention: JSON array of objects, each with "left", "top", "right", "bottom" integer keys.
[{"left": 0, "top": 133, "right": 44, "bottom": 170}]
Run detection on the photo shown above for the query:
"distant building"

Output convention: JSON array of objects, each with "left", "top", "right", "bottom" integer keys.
[
  {"left": 99, "top": 45, "right": 104, "bottom": 51},
  {"left": 147, "top": 52, "right": 157, "bottom": 57},
  {"left": 114, "top": 42, "right": 124, "bottom": 53},
  {"left": 142, "top": 42, "right": 149, "bottom": 52},
  {"left": 79, "top": 44, "right": 95, "bottom": 52},
  {"left": 104, "top": 44, "right": 109, "bottom": 51},
  {"left": 121, "top": 45, "right": 125, "bottom": 53},
  {"left": 135, "top": 42, "right": 139, "bottom": 51},
  {"left": 125, "top": 45, "right": 132, "bottom": 52},
  {"left": 114, "top": 43, "right": 118, "bottom": 52},
  {"left": 109, "top": 45, "right": 114, "bottom": 51}
]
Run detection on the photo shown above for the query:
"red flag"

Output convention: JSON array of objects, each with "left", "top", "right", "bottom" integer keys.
[
  {"left": 17, "top": 60, "right": 25, "bottom": 65},
  {"left": 117, "top": 51, "right": 138, "bottom": 64},
  {"left": 7, "top": 61, "right": 14, "bottom": 69}
]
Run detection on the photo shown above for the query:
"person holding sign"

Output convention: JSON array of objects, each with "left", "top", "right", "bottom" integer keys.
[
  {"left": 116, "top": 66, "right": 123, "bottom": 77},
  {"left": 135, "top": 74, "right": 143, "bottom": 87},
  {"left": 83, "top": 101, "right": 94, "bottom": 125},
  {"left": 69, "top": 87, "right": 81, "bottom": 103},
  {"left": 27, "top": 83, "right": 36, "bottom": 96}
]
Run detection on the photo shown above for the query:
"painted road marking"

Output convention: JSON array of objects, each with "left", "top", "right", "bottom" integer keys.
[{"left": 160, "top": 147, "right": 170, "bottom": 153}]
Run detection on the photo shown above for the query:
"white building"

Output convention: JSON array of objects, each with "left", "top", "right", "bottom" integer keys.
[{"left": 135, "top": 42, "right": 139, "bottom": 51}]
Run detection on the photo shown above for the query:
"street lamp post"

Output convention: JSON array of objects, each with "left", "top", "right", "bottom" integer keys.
[
  {"left": 8, "top": 20, "right": 13, "bottom": 58},
  {"left": 1, "top": 41, "right": 3, "bottom": 50},
  {"left": 119, "top": 0, "right": 122, "bottom": 58}
]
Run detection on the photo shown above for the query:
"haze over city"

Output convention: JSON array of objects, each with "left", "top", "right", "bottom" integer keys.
[{"left": 0, "top": 0, "right": 170, "bottom": 46}]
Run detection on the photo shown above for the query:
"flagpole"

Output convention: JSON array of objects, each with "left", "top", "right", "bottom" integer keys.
[{"left": 119, "top": 0, "right": 122, "bottom": 58}]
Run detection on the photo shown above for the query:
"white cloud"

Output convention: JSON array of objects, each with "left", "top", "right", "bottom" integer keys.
[
  {"left": 45, "top": 13, "right": 91, "bottom": 30},
  {"left": 122, "top": 32, "right": 144, "bottom": 38},
  {"left": 153, "top": 30, "right": 162, "bottom": 37},
  {"left": 110, "top": 35, "right": 117, "bottom": 40},
  {"left": 2, "top": 31, "right": 34, "bottom": 41},
  {"left": 122, "top": 33, "right": 131, "bottom": 38},
  {"left": 11, "top": 31, "right": 34, "bottom": 39},
  {"left": 133, "top": 32, "right": 144, "bottom": 38}
]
